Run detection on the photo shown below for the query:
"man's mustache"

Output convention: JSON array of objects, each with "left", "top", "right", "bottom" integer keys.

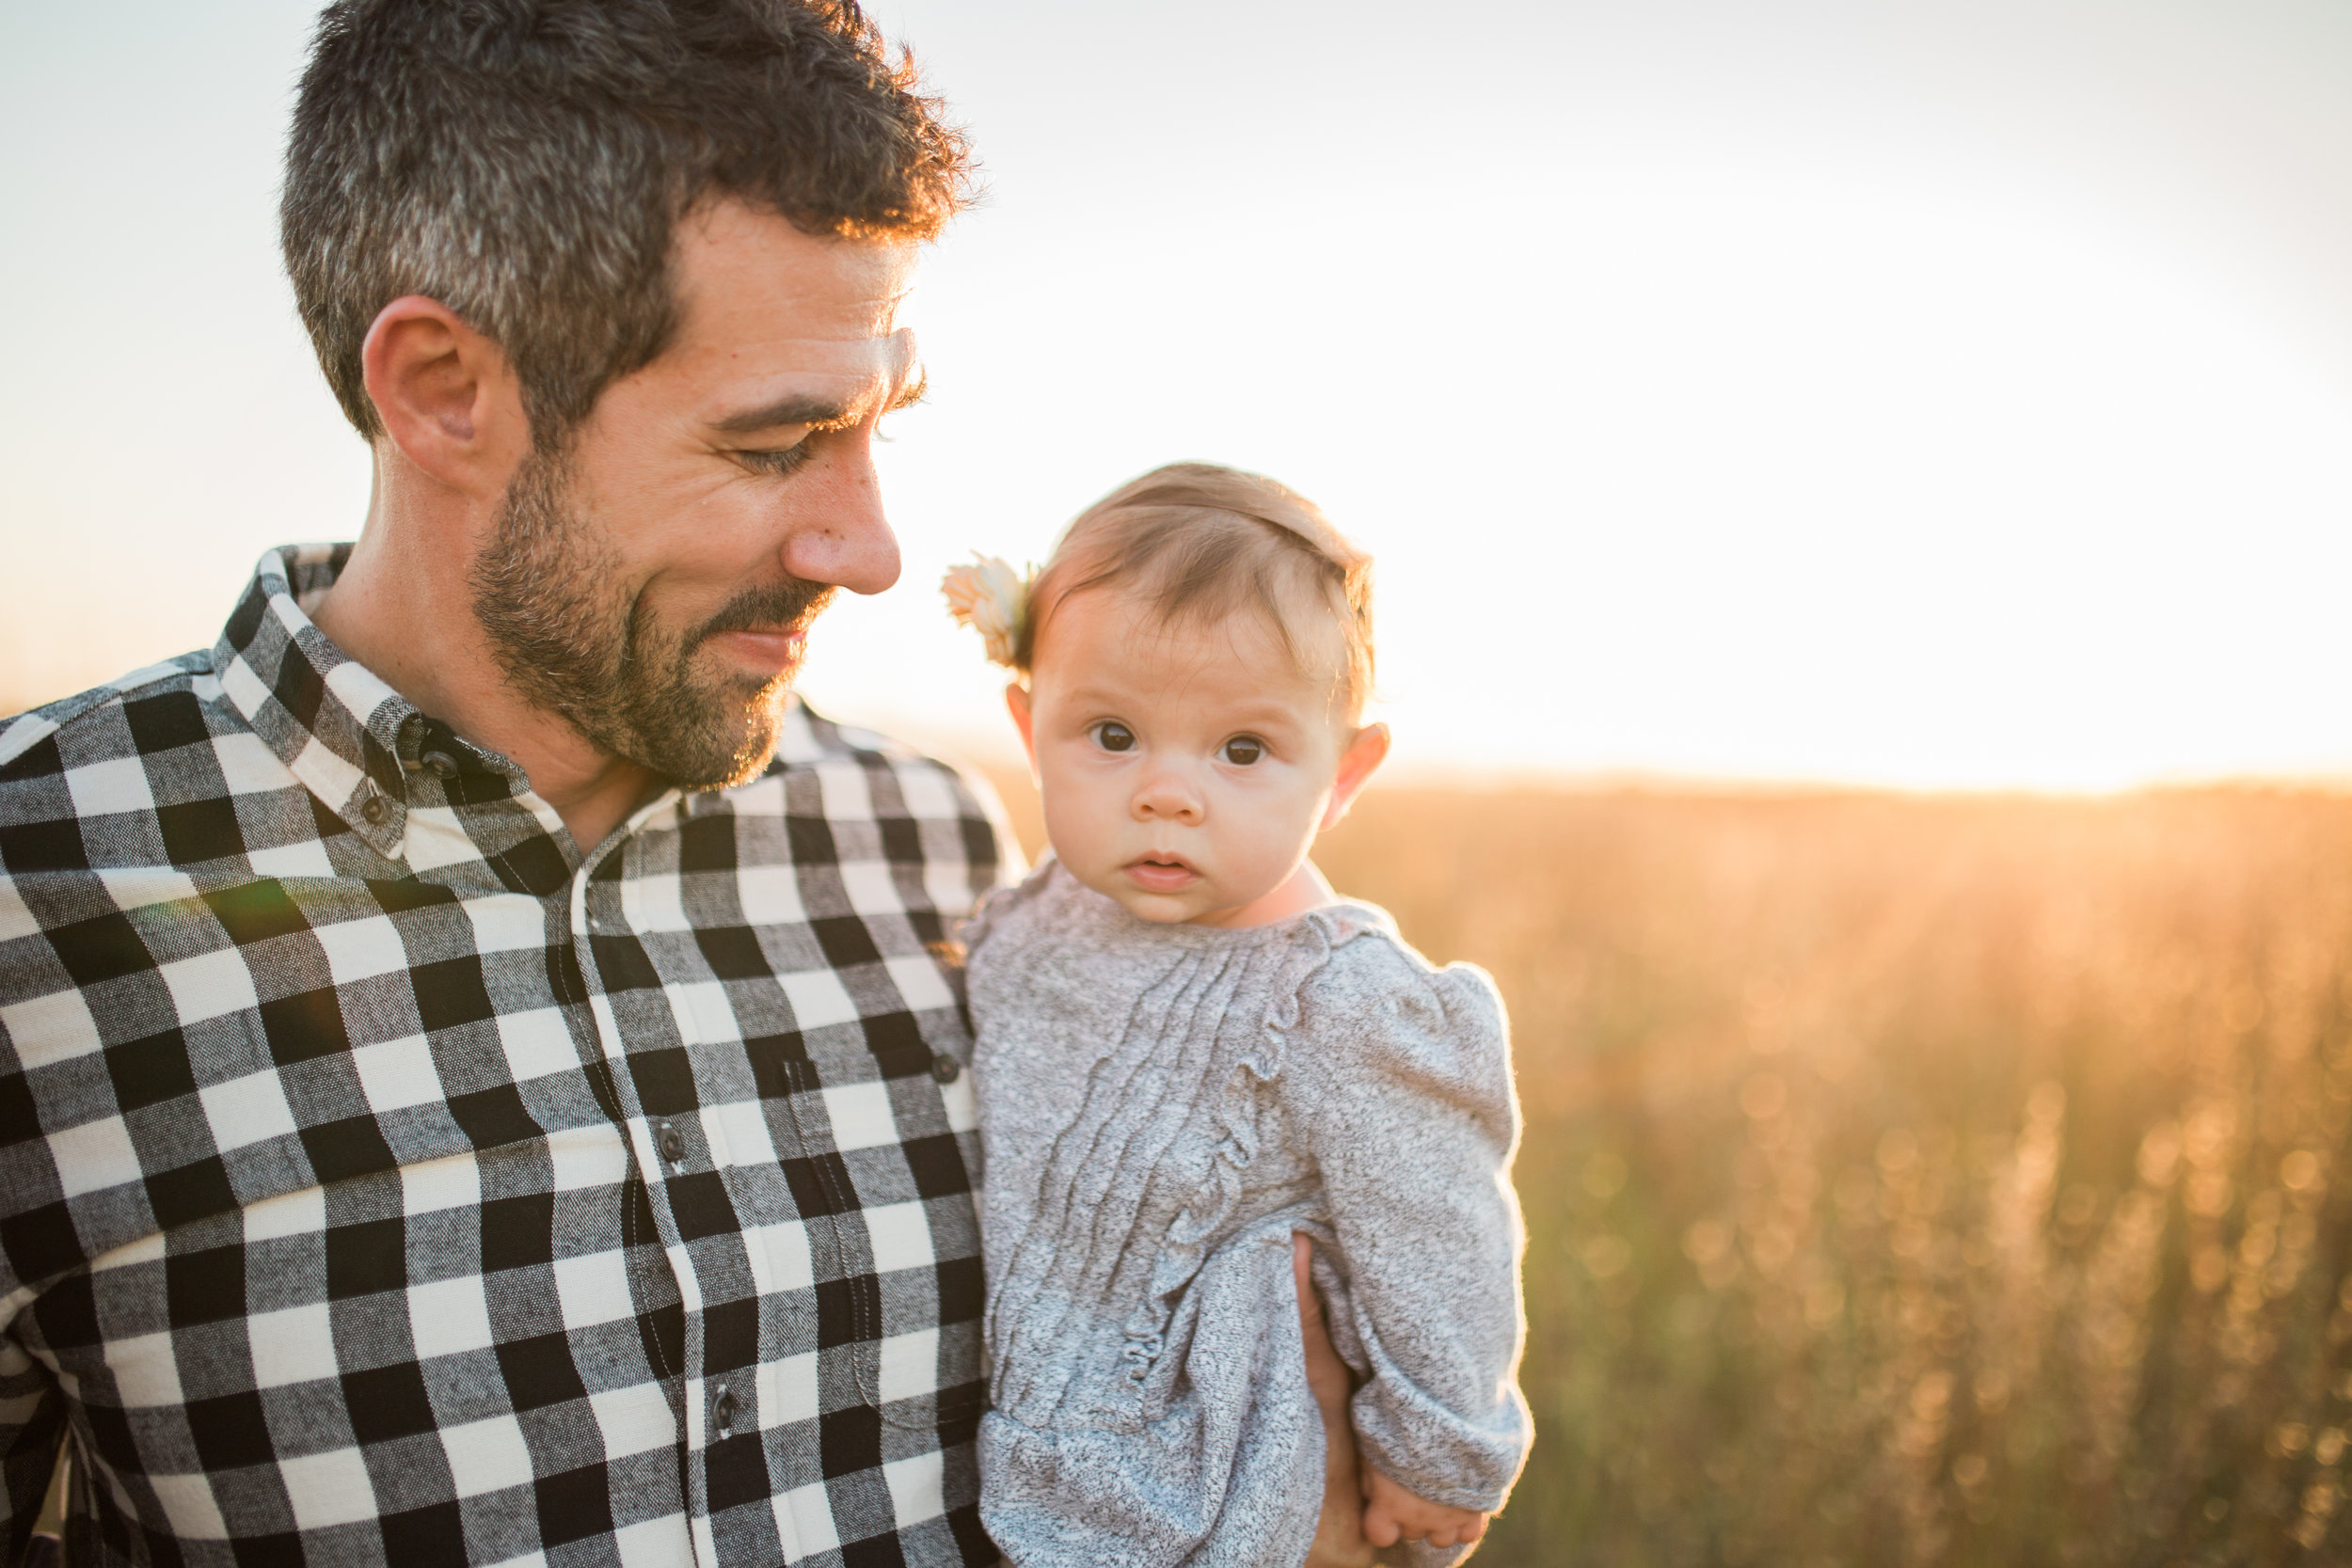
[{"left": 689, "top": 578, "right": 838, "bottom": 652}]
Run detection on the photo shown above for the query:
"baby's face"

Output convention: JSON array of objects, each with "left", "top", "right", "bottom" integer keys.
[{"left": 1015, "top": 586, "right": 1371, "bottom": 926}]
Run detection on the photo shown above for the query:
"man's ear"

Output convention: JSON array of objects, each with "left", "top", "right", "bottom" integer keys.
[
  {"left": 1320, "top": 721, "right": 1390, "bottom": 832},
  {"left": 1005, "top": 682, "right": 1037, "bottom": 775},
  {"left": 360, "top": 295, "right": 531, "bottom": 496}
]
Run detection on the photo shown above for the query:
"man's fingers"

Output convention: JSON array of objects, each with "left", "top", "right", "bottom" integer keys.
[
  {"left": 1298, "top": 1233, "right": 1373, "bottom": 1568},
  {"left": 1295, "top": 1232, "right": 1356, "bottom": 1415}
]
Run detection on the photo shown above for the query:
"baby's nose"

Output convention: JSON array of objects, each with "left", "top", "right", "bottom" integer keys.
[{"left": 1134, "top": 772, "right": 1204, "bottom": 822}]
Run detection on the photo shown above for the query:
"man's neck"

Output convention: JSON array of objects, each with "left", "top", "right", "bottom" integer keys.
[{"left": 310, "top": 498, "right": 663, "bottom": 854}]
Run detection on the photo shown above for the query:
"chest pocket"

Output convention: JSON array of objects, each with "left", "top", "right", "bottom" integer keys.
[{"left": 782, "top": 1001, "right": 987, "bottom": 1432}]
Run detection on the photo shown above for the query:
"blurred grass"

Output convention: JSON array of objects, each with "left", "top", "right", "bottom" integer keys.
[{"left": 993, "top": 776, "right": 2352, "bottom": 1565}]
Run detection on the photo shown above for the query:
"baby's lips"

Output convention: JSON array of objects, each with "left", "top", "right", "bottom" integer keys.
[{"left": 1123, "top": 856, "right": 1202, "bottom": 892}]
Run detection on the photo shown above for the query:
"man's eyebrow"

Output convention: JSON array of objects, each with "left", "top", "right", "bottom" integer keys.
[
  {"left": 710, "top": 367, "right": 928, "bottom": 436},
  {"left": 711, "top": 393, "right": 852, "bottom": 435}
]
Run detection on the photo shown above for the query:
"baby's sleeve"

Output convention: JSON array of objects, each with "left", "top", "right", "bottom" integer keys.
[{"left": 1282, "top": 934, "right": 1534, "bottom": 1515}]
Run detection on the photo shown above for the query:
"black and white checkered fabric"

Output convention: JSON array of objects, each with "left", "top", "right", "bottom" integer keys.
[{"left": 0, "top": 545, "right": 1013, "bottom": 1567}]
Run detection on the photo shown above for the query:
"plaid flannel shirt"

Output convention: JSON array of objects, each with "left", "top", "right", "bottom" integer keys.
[{"left": 0, "top": 545, "right": 1014, "bottom": 1567}]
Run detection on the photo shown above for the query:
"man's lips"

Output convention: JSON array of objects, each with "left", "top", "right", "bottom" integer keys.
[
  {"left": 712, "top": 627, "right": 809, "bottom": 673},
  {"left": 1124, "top": 854, "right": 1200, "bottom": 893}
]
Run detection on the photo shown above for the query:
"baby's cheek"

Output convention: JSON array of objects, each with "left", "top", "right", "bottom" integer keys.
[
  {"left": 1252, "top": 780, "right": 1327, "bottom": 857},
  {"left": 1208, "top": 812, "right": 1305, "bottom": 900},
  {"left": 1042, "top": 798, "right": 1109, "bottom": 877},
  {"left": 1047, "top": 791, "right": 1152, "bottom": 911}
]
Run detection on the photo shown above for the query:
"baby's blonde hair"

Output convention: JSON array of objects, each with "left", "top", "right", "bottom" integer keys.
[{"left": 1016, "top": 463, "right": 1375, "bottom": 719}]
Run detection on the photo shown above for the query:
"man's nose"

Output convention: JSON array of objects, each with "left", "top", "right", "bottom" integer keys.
[
  {"left": 776, "top": 428, "right": 901, "bottom": 595},
  {"left": 1134, "top": 768, "right": 1204, "bottom": 824}
]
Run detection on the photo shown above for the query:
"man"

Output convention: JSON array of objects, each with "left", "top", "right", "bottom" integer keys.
[{"left": 0, "top": 3, "right": 1375, "bottom": 1564}]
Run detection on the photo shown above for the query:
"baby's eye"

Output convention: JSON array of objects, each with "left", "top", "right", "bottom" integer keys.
[
  {"left": 1220, "top": 736, "right": 1265, "bottom": 766},
  {"left": 1093, "top": 721, "right": 1136, "bottom": 753}
]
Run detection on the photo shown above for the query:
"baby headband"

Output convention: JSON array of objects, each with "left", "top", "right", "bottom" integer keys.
[{"left": 940, "top": 555, "right": 1033, "bottom": 669}]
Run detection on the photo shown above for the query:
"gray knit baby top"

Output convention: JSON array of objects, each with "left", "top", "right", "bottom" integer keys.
[{"left": 965, "top": 860, "right": 1532, "bottom": 1568}]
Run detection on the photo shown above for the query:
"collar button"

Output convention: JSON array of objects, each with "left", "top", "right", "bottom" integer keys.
[
  {"left": 421, "top": 750, "right": 459, "bottom": 780},
  {"left": 359, "top": 794, "right": 389, "bottom": 826}
]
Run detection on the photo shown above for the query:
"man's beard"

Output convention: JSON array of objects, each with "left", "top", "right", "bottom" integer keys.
[{"left": 469, "top": 451, "right": 834, "bottom": 791}]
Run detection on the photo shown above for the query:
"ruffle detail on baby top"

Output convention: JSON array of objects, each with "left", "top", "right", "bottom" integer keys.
[
  {"left": 1111, "top": 907, "right": 1385, "bottom": 1413},
  {"left": 980, "top": 928, "right": 1263, "bottom": 1428}
]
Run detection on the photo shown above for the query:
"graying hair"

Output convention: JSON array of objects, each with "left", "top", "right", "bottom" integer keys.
[{"left": 281, "top": 0, "right": 971, "bottom": 449}]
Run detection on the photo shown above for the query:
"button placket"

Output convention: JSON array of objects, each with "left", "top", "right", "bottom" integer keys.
[{"left": 562, "top": 848, "right": 718, "bottom": 1467}]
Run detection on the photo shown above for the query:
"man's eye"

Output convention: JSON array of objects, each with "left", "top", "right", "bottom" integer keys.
[
  {"left": 739, "top": 442, "right": 816, "bottom": 476},
  {"left": 1220, "top": 736, "right": 1264, "bottom": 766},
  {"left": 1094, "top": 721, "right": 1136, "bottom": 753}
]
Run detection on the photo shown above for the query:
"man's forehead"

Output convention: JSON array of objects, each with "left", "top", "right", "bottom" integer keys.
[
  {"left": 648, "top": 200, "right": 921, "bottom": 425},
  {"left": 673, "top": 198, "right": 918, "bottom": 341}
]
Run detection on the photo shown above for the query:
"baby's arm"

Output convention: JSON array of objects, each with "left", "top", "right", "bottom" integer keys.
[
  {"left": 1296, "top": 1234, "right": 1489, "bottom": 1557},
  {"left": 1284, "top": 940, "right": 1533, "bottom": 1533}
]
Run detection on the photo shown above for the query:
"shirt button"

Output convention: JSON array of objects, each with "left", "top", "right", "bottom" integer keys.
[
  {"left": 930, "top": 1052, "right": 961, "bottom": 1084},
  {"left": 421, "top": 750, "right": 459, "bottom": 779},
  {"left": 712, "top": 1386, "right": 738, "bottom": 1433},
  {"left": 359, "top": 794, "right": 388, "bottom": 825},
  {"left": 657, "top": 1122, "right": 685, "bottom": 1163}
]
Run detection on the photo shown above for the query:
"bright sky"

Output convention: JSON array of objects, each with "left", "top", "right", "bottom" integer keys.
[{"left": 5, "top": 0, "right": 2350, "bottom": 789}]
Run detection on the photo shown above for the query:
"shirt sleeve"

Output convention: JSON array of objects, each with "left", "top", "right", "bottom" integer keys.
[
  {"left": 1281, "top": 934, "right": 1534, "bottom": 1514},
  {"left": 0, "top": 913, "right": 67, "bottom": 1559}
]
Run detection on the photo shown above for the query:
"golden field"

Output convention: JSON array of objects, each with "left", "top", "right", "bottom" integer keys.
[
  {"left": 995, "top": 779, "right": 2352, "bottom": 1566},
  {"left": 1338, "top": 785, "right": 2352, "bottom": 1566}
]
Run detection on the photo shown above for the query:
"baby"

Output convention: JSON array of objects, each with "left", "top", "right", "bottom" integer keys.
[{"left": 945, "top": 464, "right": 1531, "bottom": 1566}]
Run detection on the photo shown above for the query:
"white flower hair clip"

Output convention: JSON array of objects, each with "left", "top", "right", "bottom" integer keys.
[{"left": 940, "top": 554, "right": 1032, "bottom": 668}]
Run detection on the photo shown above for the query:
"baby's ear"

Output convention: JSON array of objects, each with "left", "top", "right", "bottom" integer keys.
[
  {"left": 1321, "top": 721, "right": 1390, "bottom": 831},
  {"left": 1005, "top": 682, "right": 1037, "bottom": 767}
]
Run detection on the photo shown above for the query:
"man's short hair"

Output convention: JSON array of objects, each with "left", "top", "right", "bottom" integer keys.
[{"left": 281, "top": 0, "right": 972, "bottom": 448}]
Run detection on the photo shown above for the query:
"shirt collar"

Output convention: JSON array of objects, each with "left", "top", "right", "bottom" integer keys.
[
  {"left": 212, "top": 543, "right": 426, "bottom": 859},
  {"left": 209, "top": 545, "right": 724, "bottom": 870}
]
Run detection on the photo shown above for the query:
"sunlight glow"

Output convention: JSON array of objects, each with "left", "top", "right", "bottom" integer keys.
[
  {"left": 803, "top": 154, "right": 2352, "bottom": 791},
  {"left": 8, "top": 1, "right": 2351, "bottom": 792}
]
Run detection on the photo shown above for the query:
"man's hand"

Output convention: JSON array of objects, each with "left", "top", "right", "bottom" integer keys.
[
  {"left": 1295, "top": 1235, "right": 1375, "bottom": 1568},
  {"left": 1362, "top": 1465, "right": 1490, "bottom": 1552}
]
